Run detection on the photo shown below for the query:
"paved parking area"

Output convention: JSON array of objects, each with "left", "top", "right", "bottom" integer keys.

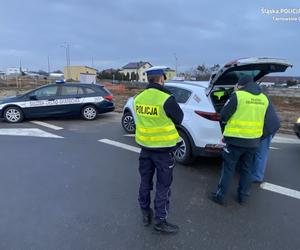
[{"left": 0, "top": 113, "right": 299, "bottom": 249}]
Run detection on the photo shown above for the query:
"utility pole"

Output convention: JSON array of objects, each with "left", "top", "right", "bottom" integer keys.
[
  {"left": 173, "top": 53, "right": 178, "bottom": 76},
  {"left": 19, "top": 58, "right": 23, "bottom": 74},
  {"left": 92, "top": 56, "right": 94, "bottom": 68},
  {"left": 18, "top": 58, "right": 22, "bottom": 88},
  {"left": 61, "top": 43, "right": 71, "bottom": 79},
  {"left": 67, "top": 44, "right": 71, "bottom": 78},
  {"left": 47, "top": 56, "right": 51, "bottom": 74}
]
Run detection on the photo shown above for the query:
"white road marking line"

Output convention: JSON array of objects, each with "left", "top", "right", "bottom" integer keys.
[
  {"left": 99, "top": 139, "right": 300, "bottom": 201},
  {"left": 31, "top": 121, "right": 63, "bottom": 130},
  {"left": 272, "top": 136, "right": 300, "bottom": 144},
  {"left": 124, "top": 134, "right": 135, "bottom": 137},
  {"left": 260, "top": 182, "right": 300, "bottom": 200},
  {"left": 0, "top": 128, "right": 63, "bottom": 138},
  {"left": 99, "top": 139, "right": 141, "bottom": 153},
  {"left": 270, "top": 147, "right": 279, "bottom": 150}
]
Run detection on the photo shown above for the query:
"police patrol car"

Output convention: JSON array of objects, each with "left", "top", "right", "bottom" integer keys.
[{"left": 0, "top": 82, "right": 115, "bottom": 123}]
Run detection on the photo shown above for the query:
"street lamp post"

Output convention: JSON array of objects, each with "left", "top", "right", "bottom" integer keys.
[
  {"left": 174, "top": 53, "right": 178, "bottom": 76},
  {"left": 61, "top": 43, "right": 71, "bottom": 79},
  {"left": 47, "top": 55, "right": 51, "bottom": 74}
]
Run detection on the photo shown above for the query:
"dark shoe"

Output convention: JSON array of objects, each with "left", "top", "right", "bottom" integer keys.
[
  {"left": 208, "top": 192, "right": 225, "bottom": 206},
  {"left": 252, "top": 180, "right": 263, "bottom": 184},
  {"left": 142, "top": 209, "right": 153, "bottom": 227},
  {"left": 154, "top": 220, "right": 179, "bottom": 234},
  {"left": 236, "top": 196, "right": 247, "bottom": 205}
]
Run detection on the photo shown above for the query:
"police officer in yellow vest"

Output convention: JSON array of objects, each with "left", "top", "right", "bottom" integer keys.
[
  {"left": 134, "top": 66, "right": 183, "bottom": 234},
  {"left": 210, "top": 75, "right": 269, "bottom": 205}
]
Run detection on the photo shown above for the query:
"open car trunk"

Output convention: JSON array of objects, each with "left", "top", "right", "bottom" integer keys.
[{"left": 207, "top": 57, "right": 293, "bottom": 113}]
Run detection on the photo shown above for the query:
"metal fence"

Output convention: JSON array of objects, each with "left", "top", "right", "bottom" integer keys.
[
  {"left": 0, "top": 77, "right": 53, "bottom": 89},
  {"left": 97, "top": 79, "right": 147, "bottom": 89}
]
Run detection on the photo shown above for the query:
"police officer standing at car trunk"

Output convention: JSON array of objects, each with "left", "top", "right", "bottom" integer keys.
[
  {"left": 210, "top": 75, "right": 269, "bottom": 205},
  {"left": 134, "top": 66, "right": 183, "bottom": 234}
]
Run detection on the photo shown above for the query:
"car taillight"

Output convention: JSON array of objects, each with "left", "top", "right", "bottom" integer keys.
[
  {"left": 104, "top": 95, "right": 113, "bottom": 101},
  {"left": 195, "top": 111, "right": 220, "bottom": 121}
]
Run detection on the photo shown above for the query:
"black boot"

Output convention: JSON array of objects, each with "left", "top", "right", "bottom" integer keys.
[
  {"left": 154, "top": 220, "right": 179, "bottom": 234},
  {"left": 142, "top": 209, "right": 153, "bottom": 227},
  {"left": 236, "top": 195, "right": 247, "bottom": 205},
  {"left": 208, "top": 192, "right": 226, "bottom": 206}
]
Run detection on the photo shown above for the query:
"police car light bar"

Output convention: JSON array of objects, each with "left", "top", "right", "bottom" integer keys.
[{"left": 56, "top": 79, "right": 66, "bottom": 84}]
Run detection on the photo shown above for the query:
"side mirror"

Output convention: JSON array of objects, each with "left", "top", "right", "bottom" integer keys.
[{"left": 29, "top": 95, "right": 38, "bottom": 100}]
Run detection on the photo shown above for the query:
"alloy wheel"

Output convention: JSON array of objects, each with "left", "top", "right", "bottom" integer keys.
[
  {"left": 174, "top": 137, "right": 186, "bottom": 160},
  {"left": 5, "top": 108, "right": 22, "bottom": 122},
  {"left": 123, "top": 114, "right": 135, "bottom": 133},
  {"left": 83, "top": 107, "right": 97, "bottom": 120}
]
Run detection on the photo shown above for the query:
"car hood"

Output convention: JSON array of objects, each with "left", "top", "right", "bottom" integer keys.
[
  {"left": 0, "top": 95, "right": 24, "bottom": 104},
  {"left": 207, "top": 57, "right": 292, "bottom": 94},
  {"left": 0, "top": 95, "right": 20, "bottom": 103}
]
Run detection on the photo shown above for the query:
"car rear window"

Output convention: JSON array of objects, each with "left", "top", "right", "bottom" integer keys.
[
  {"left": 165, "top": 86, "right": 192, "bottom": 103},
  {"left": 84, "top": 87, "right": 97, "bottom": 94},
  {"left": 85, "top": 86, "right": 110, "bottom": 96}
]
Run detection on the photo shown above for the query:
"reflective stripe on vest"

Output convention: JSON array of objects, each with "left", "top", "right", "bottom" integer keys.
[
  {"left": 134, "top": 88, "right": 179, "bottom": 148},
  {"left": 223, "top": 91, "right": 268, "bottom": 139}
]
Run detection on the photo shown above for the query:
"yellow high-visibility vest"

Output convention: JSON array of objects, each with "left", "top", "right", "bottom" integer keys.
[
  {"left": 213, "top": 90, "right": 225, "bottom": 100},
  {"left": 134, "top": 88, "right": 179, "bottom": 148},
  {"left": 223, "top": 90, "right": 269, "bottom": 139}
]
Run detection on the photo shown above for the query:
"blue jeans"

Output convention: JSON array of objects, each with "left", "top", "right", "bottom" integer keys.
[{"left": 251, "top": 135, "right": 272, "bottom": 182}]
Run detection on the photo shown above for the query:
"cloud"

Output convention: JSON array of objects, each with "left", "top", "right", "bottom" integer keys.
[
  {"left": 0, "top": 0, "right": 298, "bottom": 75},
  {"left": 0, "top": 49, "right": 31, "bottom": 57}
]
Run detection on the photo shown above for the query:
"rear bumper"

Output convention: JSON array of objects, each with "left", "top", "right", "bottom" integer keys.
[
  {"left": 193, "top": 144, "right": 224, "bottom": 158},
  {"left": 98, "top": 106, "right": 115, "bottom": 113},
  {"left": 96, "top": 101, "right": 115, "bottom": 114}
]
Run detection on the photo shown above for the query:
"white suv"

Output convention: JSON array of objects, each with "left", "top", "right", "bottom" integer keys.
[{"left": 122, "top": 57, "right": 292, "bottom": 164}]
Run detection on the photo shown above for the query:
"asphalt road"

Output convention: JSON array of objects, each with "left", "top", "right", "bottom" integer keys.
[{"left": 0, "top": 113, "right": 299, "bottom": 250}]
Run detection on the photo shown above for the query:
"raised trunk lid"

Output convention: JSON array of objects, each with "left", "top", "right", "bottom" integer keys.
[{"left": 206, "top": 57, "right": 292, "bottom": 95}]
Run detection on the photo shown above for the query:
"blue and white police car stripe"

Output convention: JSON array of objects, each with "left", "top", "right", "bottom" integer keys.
[{"left": 0, "top": 96, "right": 104, "bottom": 110}]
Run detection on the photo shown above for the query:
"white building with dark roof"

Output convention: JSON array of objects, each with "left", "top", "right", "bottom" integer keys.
[
  {"left": 6, "top": 67, "right": 28, "bottom": 76},
  {"left": 120, "top": 61, "right": 152, "bottom": 82}
]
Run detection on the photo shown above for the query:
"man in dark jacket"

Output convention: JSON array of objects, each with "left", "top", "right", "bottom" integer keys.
[
  {"left": 134, "top": 66, "right": 183, "bottom": 234},
  {"left": 210, "top": 75, "right": 269, "bottom": 205},
  {"left": 252, "top": 93, "right": 280, "bottom": 183}
]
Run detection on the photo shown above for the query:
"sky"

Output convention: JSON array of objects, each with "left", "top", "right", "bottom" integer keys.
[{"left": 0, "top": 0, "right": 299, "bottom": 75}]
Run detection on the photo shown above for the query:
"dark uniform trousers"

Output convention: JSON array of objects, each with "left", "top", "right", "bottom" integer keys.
[
  {"left": 216, "top": 145, "right": 256, "bottom": 201},
  {"left": 138, "top": 148, "right": 175, "bottom": 221}
]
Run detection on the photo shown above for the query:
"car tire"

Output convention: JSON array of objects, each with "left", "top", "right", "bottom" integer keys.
[
  {"left": 81, "top": 105, "right": 98, "bottom": 120},
  {"left": 4, "top": 106, "right": 24, "bottom": 123},
  {"left": 122, "top": 111, "right": 135, "bottom": 134},
  {"left": 174, "top": 130, "right": 194, "bottom": 165}
]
